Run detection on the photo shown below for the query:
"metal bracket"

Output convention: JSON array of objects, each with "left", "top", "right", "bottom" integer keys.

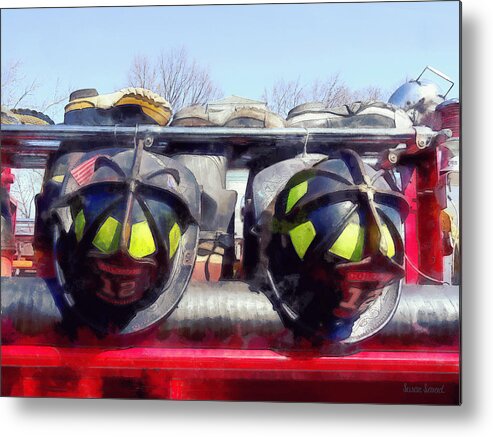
[
  {"left": 416, "top": 126, "right": 452, "bottom": 151},
  {"left": 415, "top": 126, "right": 437, "bottom": 150},
  {"left": 387, "top": 143, "right": 408, "bottom": 166},
  {"left": 380, "top": 127, "right": 452, "bottom": 170}
]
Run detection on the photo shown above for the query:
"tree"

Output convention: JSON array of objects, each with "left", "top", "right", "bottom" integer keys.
[
  {"left": 261, "top": 78, "right": 306, "bottom": 117},
  {"left": 1, "top": 59, "right": 38, "bottom": 110},
  {"left": 127, "top": 48, "right": 223, "bottom": 111},
  {"left": 10, "top": 169, "right": 44, "bottom": 219},
  {"left": 352, "top": 85, "right": 384, "bottom": 102},
  {"left": 2, "top": 60, "right": 68, "bottom": 219},
  {"left": 262, "top": 74, "right": 384, "bottom": 117},
  {"left": 1, "top": 59, "right": 72, "bottom": 122},
  {"left": 308, "top": 74, "right": 353, "bottom": 108},
  {"left": 127, "top": 55, "right": 158, "bottom": 91}
]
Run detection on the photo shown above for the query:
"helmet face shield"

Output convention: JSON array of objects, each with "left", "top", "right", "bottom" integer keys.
[
  {"left": 51, "top": 147, "right": 200, "bottom": 335},
  {"left": 260, "top": 150, "right": 408, "bottom": 342}
]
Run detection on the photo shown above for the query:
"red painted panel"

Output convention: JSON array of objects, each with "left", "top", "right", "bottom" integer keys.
[
  {"left": 404, "top": 168, "right": 419, "bottom": 283},
  {"left": 415, "top": 151, "right": 444, "bottom": 283},
  {"left": 1, "top": 345, "right": 460, "bottom": 404}
]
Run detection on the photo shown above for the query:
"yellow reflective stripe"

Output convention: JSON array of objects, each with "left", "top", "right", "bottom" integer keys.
[
  {"left": 289, "top": 220, "right": 316, "bottom": 260},
  {"left": 115, "top": 96, "right": 172, "bottom": 126},
  {"left": 15, "top": 114, "right": 51, "bottom": 125},
  {"left": 168, "top": 222, "right": 181, "bottom": 259},
  {"left": 65, "top": 101, "right": 94, "bottom": 112},
  {"left": 380, "top": 224, "right": 395, "bottom": 258},
  {"left": 128, "top": 221, "right": 156, "bottom": 259},
  {"left": 74, "top": 210, "right": 86, "bottom": 242},
  {"left": 285, "top": 181, "right": 308, "bottom": 214},
  {"left": 93, "top": 216, "right": 121, "bottom": 254},
  {"left": 329, "top": 222, "right": 364, "bottom": 261},
  {"left": 351, "top": 225, "right": 365, "bottom": 261},
  {"left": 52, "top": 175, "right": 64, "bottom": 183}
]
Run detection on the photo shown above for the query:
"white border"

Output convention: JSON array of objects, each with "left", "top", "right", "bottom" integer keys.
[{"left": 2, "top": 0, "right": 492, "bottom": 436}]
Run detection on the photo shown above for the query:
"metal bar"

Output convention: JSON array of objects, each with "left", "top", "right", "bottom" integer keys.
[
  {"left": 1, "top": 278, "right": 459, "bottom": 350},
  {"left": 1, "top": 124, "right": 437, "bottom": 168},
  {"left": 4, "top": 156, "right": 50, "bottom": 169},
  {"left": 1, "top": 124, "right": 420, "bottom": 144}
]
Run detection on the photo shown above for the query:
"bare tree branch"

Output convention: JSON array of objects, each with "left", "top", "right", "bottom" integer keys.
[
  {"left": 351, "top": 85, "right": 384, "bottom": 102},
  {"left": 1, "top": 59, "right": 71, "bottom": 121},
  {"left": 39, "top": 78, "right": 73, "bottom": 121},
  {"left": 127, "top": 48, "right": 222, "bottom": 111},
  {"left": 264, "top": 74, "right": 387, "bottom": 117},
  {"left": 262, "top": 78, "right": 306, "bottom": 117},
  {"left": 1, "top": 60, "right": 40, "bottom": 109},
  {"left": 10, "top": 169, "right": 44, "bottom": 219},
  {"left": 127, "top": 55, "right": 158, "bottom": 90},
  {"left": 308, "top": 74, "right": 352, "bottom": 107},
  {"left": 11, "top": 79, "right": 39, "bottom": 109}
]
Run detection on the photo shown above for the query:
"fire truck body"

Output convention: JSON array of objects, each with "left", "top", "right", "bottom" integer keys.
[{"left": 0, "top": 69, "right": 461, "bottom": 403}]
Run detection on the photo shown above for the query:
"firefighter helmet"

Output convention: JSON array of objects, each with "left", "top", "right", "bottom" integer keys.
[
  {"left": 51, "top": 144, "right": 200, "bottom": 335},
  {"left": 1, "top": 106, "right": 54, "bottom": 125},
  {"left": 259, "top": 149, "right": 408, "bottom": 342},
  {"left": 64, "top": 87, "right": 172, "bottom": 126},
  {"left": 388, "top": 78, "right": 444, "bottom": 112},
  {"left": 388, "top": 78, "right": 445, "bottom": 126}
]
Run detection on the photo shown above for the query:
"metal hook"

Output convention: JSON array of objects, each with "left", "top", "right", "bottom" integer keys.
[{"left": 302, "top": 128, "right": 310, "bottom": 157}]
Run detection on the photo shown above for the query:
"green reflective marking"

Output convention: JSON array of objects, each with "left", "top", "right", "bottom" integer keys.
[
  {"left": 129, "top": 221, "right": 156, "bottom": 259},
  {"left": 329, "top": 222, "right": 363, "bottom": 261},
  {"left": 74, "top": 210, "right": 85, "bottom": 242},
  {"left": 169, "top": 222, "right": 181, "bottom": 259},
  {"left": 380, "top": 224, "right": 395, "bottom": 258},
  {"left": 93, "top": 216, "right": 121, "bottom": 254},
  {"left": 289, "top": 220, "right": 316, "bottom": 260},
  {"left": 351, "top": 226, "right": 365, "bottom": 261},
  {"left": 52, "top": 175, "right": 64, "bottom": 183},
  {"left": 285, "top": 181, "right": 308, "bottom": 214}
]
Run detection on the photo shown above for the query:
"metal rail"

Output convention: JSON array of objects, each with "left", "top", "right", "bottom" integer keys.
[
  {"left": 0, "top": 124, "right": 432, "bottom": 168},
  {"left": 1, "top": 124, "right": 420, "bottom": 144},
  {"left": 1, "top": 278, "right": 459, "bottom": 352},
  {"left": 14, "top": 219, "right": 35, "bottom": 236}
]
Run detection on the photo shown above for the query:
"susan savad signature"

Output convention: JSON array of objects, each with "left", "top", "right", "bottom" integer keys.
[{"left": 402, "top": 383, "right": 446, "bottom": 394}]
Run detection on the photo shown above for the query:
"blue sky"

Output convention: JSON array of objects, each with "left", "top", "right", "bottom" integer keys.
[{"left": 1, "top": 2, "right": 459, "bottom": 121}]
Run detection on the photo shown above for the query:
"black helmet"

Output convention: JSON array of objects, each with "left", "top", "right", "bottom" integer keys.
[
  {"left": 259, "top": 149, "right": 408, "bottom": 342},
  {"left": 50, "top": 142, "right": 200, "bottom": 335},
  {"left": 387, "top": 65, "right": 455, "bottom": 125}
]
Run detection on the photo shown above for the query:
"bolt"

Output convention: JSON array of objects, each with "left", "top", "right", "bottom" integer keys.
[
  {"left": 144, "top": 136, "right": 154, "bottom": 148},
  {"left": 184, "top": 250, "right": 194, "bottom": 265}
]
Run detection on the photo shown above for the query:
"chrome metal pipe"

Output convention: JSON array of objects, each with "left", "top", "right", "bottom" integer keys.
[
  {"left": 1, "top": 278, "right": 459, "bottom": 352},
  {"left": 1, "top": 124, "right": 419, "bottom": 145}
]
